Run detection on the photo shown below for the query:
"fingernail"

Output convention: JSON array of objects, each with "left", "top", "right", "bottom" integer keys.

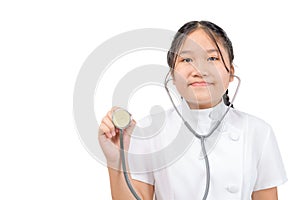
[{"left": 112, "top": 131, "right": 116, "bottom": 136}]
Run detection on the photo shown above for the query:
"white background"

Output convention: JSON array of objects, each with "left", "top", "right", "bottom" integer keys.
[{"left": 1, "top": 0, "right": 299, "bottom": 199}]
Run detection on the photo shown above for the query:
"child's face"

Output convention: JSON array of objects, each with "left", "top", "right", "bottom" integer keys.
[{"left": 173, "top": 29, "right": 234, "bottom": 109}]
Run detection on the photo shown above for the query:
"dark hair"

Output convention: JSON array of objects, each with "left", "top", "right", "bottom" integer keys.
[{"left": 167, "top": 20, "right": 234, "bottom": 107}]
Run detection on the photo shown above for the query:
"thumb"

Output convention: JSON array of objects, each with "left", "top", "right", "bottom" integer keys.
[{"left": 121, "top": 119, "right": 136, "bottom": 150}]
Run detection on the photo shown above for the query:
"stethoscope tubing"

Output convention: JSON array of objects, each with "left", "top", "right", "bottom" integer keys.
[
  {"left": 116, "top": 70, "right": 241, "bottom": 200},
  {"left": 164, "top": 70, "right": 241, "bottom": 200}
]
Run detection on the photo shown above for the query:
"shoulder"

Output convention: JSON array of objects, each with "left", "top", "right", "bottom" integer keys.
[
  {"left": 225, "top": 108, "right": 275, "bottom": 152},
  {"left": 227, "top": 108, "right": 278, "bottom": 157},
  {"left": 135, "top": 106, "right": 177, "bottom": 128},
  {"left": 228, "top": 107, "right": 273, "bottom": 134},
  {"left": 131, "top": 106, "right": 176, "bottom": 144}
]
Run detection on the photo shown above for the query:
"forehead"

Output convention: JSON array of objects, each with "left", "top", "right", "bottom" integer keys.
[{"left": 180, "top": 29, "right": 220, "bottom": 53}]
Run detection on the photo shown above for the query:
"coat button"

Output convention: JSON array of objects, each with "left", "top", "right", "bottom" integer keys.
[
  {"left": 229, "top": 131, "right": 240, "bottom": 141},
  {"left": 226, "top": 185, "right": 239, "bottom": 193}
]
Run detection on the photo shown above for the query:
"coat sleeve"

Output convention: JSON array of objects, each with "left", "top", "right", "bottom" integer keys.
[{"left": 253, "top": 126, "right": 288, "bottom": 191}]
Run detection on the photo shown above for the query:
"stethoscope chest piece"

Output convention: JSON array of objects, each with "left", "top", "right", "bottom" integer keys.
[{"left": 112, "top": 108, "right": 132, "bottom": 129}]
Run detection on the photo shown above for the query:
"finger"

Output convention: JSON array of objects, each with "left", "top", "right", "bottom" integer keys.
[
  {"left": 99, "top": 123, "right": 113, "bottom": 138},
  {"left": 107, "top": 106, "right": 120, "bottom": 121},
  {"left": 102, "top": 117, "right": 116, "bottom": 136}
]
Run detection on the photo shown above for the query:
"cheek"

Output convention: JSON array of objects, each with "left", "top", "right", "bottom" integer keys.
[
  {"left": 173, "top": 68, "right": 188, "bottom": 85},
  {"left": 221, "top": 77, "right": 230, "bottom": 94},
  {"left": 173, "top": 76, "right": 187, "bottom": 94},
  {"left": 213, "top": 72, "right": 230, "bottom": 94}
]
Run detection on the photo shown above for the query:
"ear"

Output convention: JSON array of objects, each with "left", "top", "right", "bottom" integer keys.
[{"left": 229, "top": 65, "right": 235, "bottom": 82}]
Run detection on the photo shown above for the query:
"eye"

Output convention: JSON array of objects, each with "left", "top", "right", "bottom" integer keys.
[
  {"left": 182, "top": 58, "right": 193, "bottom": 63},
  {"left": 207, "top": 56, "right": 219, "bottom": 61}
]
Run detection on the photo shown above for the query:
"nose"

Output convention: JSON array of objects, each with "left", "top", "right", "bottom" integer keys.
[{"left": 190, "top": 62, "right": 208, "bottom": 77}]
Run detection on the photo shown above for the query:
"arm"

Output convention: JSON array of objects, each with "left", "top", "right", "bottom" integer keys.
[
  {"left": 99, "top": 107, "right": 154, "bottom": 200},
  {"left": 252, "top": 187, "right": 278, "bottom": 200},
  {"left": 108, "top": 168, "right": 154, "bottom": 200}
]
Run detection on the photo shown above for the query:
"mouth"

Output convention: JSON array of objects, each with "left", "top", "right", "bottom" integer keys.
[{"left": 189, "top": 81, "right": 212, "bottom": 87}]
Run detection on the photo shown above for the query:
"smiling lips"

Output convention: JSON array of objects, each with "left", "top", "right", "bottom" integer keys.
[{"left": 189, "top": 81, "right": 212, "bottom": 87}]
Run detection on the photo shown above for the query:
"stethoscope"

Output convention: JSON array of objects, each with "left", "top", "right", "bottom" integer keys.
[
  {"left": 164, "top": 69, "right": 241, "bottom": 200},
  {"left": 112, "top": 69, "right": 241, "bottom": 200},
  {"left": 111, "top": 109, "right": 141, "bottom": 200}
]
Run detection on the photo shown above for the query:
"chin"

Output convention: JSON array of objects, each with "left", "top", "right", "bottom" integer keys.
[
  {"left": 185, "top": 95, "right": 221, "bottom": 108},
  {"left": 186, "top": 95, "right": 213, "bottom": 103},
  {"left": 186, "top": 98, "right": 213, "bottom": 105}
]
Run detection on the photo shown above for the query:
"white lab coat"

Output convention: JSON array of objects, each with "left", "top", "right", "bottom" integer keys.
[{"left": 128, "top": 100, "right": 287, "bottom": 200}]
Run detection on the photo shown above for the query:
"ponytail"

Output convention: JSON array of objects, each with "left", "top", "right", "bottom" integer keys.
[{"left": 223, "top": 89, "right": 233, "bottom": 108}]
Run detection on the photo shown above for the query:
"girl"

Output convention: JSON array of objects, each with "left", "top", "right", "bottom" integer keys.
[{"left": 98, "top": 21, "right": 287, "bottom": 199}]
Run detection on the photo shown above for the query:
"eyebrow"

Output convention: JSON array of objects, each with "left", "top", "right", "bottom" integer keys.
[
  {"left": 179, "top": 49, "right": 218, "bottom": 56},
  {"left": 207, "top": 49, "right": 219, "bottom": 53}
]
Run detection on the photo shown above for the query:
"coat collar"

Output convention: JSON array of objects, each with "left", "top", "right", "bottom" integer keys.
[{"left": 178, "top": 99, "right": 228, "bottom": 132}]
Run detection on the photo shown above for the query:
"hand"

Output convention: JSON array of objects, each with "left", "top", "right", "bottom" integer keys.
[{"left": 98, "top": 107, "right": 136, "bottom": 169}]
